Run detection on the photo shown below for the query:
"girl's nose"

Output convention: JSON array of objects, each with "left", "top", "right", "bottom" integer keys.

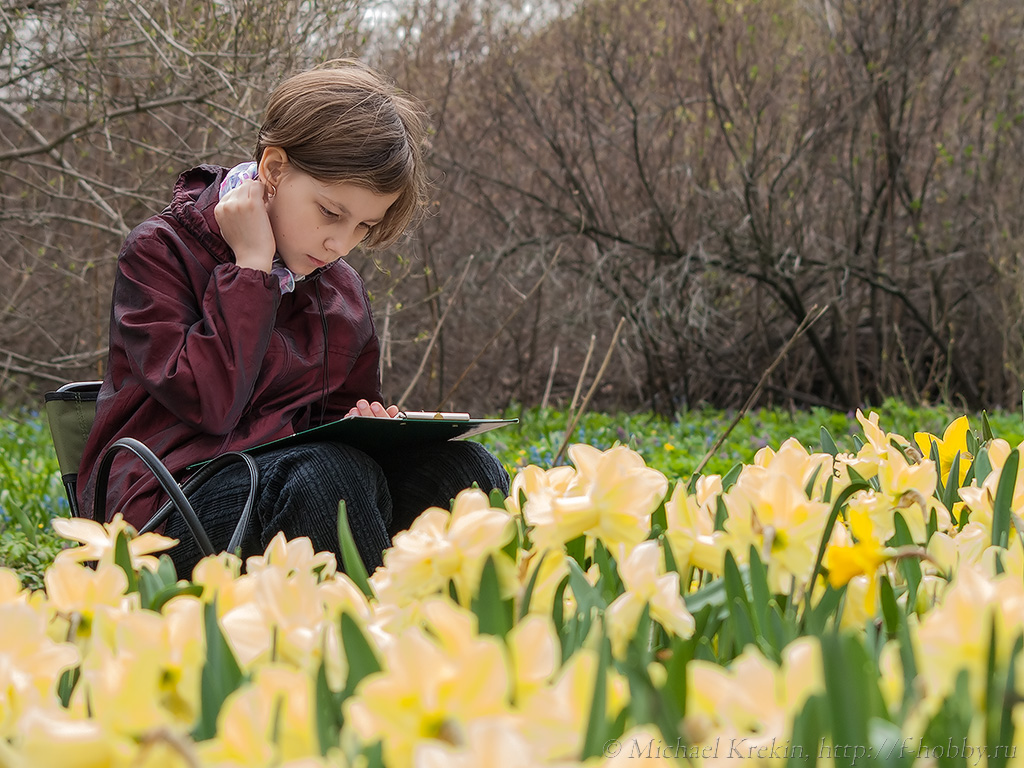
[{"left": 325, "top": 230, "right": 360, "bottom": 259}]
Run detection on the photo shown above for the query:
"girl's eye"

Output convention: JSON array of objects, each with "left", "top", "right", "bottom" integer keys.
[{"left": 319, "top": 205, "right": 337, "bottom": 218}]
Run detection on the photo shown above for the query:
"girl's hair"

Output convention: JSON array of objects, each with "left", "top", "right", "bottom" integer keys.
[{"left": 254, "top": 59, "right": 430, "bottom": 249}]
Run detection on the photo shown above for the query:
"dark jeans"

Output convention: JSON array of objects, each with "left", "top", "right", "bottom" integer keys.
[{"left": 164, "top": 440, "right": 509, "bottom": 578}]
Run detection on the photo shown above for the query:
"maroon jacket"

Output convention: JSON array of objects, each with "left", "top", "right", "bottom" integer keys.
[{"left": 78, "top": 165, "right": 382, "bottom": 530}]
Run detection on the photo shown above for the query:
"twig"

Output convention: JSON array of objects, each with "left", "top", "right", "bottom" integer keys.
[
  {"left": 540, "top": 345, "right": 559, "bottom": 410},
  {"left": 434, "top": 247, "right": 560, "bottom": 409},
  {"left": 397, "top": 255, "right": 475, "bottom": 410},
  {"left": 692, "top": 305, "right": 829, "bottom": 477},
  {"left": 554, "top": 317, "right": 627, "bottom": 464},
  {"left": 570, "top": 334, "right": 596, "bottom": 416},
  {"left": 379, "top": 299, "right": 393, "bottom": 384}
]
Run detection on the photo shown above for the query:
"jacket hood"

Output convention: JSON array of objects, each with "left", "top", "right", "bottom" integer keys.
[{"left": 168, "top": 165, "right": 234, "bottom": 264}]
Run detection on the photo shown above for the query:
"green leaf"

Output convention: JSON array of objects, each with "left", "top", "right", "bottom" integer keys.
[
  {"left": 892, "top": 514, "right": 922, "bottom": 611},
  {"left": 869, "top": 717, "right": 913, "bottom": 767},
  {"left": 566, "top": 534, "right": 586, "bottom": 569},
  {"left": 921, "top": 669, "right": 972, "bottom": 768},
  {"left": 982, "top": 411, "right": 995, "bottom": 442},
  {"left": 928, "top": 439, "right": 945, "bottom": 500},
  {"left": 517, "top": 551, "right": 547, "bottom": 621},
  {"left": 488, "top": 486, "right": 507, "bottom": 508},
  {"left": 663, "top": 632, "right": 692, "bottom": 718},
  {"left": 339, "top": 612, "right": 382, "bottom": 700},
  {"left": 787, "top": 693, "right": 825, "bottom": 767},
  {"left": 941, "top": 452, "right": 961, "bottom": 514},
  {"left": 337, "top": 500, "right": 373, "bottom": 598},
  {"left": 2, "top": 491, "right": 36, "bottom": 546},
  {"left": 985, "top": 629, "right": 1021, "bottom": 768},
  {"left": 822, "top": 632, "right": 887, "bottom": 755},
  {"left": 747, "top": 546, "right": 772, "bottom": 636},
  {"left": 820, "top": 426, "right": 839, "bottom": 457},
  {"left": 991, "top": 449, "right": 1018, "bottom": 549},
  {"left": 580, "top": 633, "right": 612, "bottom": 760},
  {"left": 57, "top": 667, "right": 80, "bottom": 708},
  {"left": 722, "top": 551, "right": 756, "bottom": 656},
  {"left": 195, "top": 600, "right": 245, "bottom": 741},
  {"left": 804, "top": 584, "right": 844, "bottom": 636},
  {"left": 713, "top": 496, "right": 728, "bottom": 531},
  {"left": 879, "top": 576, "right": 899, "bottom": 639},
  {"left": 805, "top": 464, "right": 823, "bottom": 499},
  {"left": 966, "top": 427, "right": 980, "bottom": 457},
  {"left": 973, "top": 445, "right": 993, "bottom": 486},
  {"left": 315, "top": 661, "right": 342, "bottom": 755},
  {"left": 650, "top": 494, "right": 668, "bottom": 534},
  {"left": 112, "top": 529, "right": 138, "bottom": 594},
  {"left": 721, "top": 462, "right": 743, "bottom": 491},
  {"left": 149, "top": 583, "right": 203, "bottom": 613},
  {"left": 472, "top": 555, "right": 512, "bottom": 638},
  {"left": 594, "top": 539, "right": 622, "bottom": 602}
]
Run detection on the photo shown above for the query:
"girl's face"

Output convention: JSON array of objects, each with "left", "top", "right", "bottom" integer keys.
[{"left": 261, "top": 149, "right": 400, "bottom": 276}]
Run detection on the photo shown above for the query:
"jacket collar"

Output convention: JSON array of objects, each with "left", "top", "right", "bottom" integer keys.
[{"left": 168, "top": 165, "right": 234, "bottom": 264}]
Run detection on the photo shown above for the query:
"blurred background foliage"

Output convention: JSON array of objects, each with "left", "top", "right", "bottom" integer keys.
[{"left": 2, "top": 0, "right": 1024, "bottom": 416}]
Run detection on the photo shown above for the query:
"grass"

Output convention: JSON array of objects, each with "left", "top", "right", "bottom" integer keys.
[
  {"left": 2, "top": 398, "right": 1021, "bottom": 589},
  {"left": 475, "top": 398, "right": 1024, "bottom": 479},
  {"left": 0, "top": 413, "right": 69, "bottom": 590}
]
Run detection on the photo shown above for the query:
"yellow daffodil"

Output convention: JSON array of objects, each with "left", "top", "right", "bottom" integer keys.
[
  {"left": 244, "top": 531, "right": 337, "bottom": 580},
  {"left": 9, "top": 705, "right": 129, "bottom": 768},
  {"left": 191, "top": 551, "right": 254, "bottom": 613},
  {"left": 876, "top": 449, "right": 952, "bottom": 540},
  {"left": 825, "top": 507, "right": 889, "bottom": 590},
  {"left": 925, "top": 523, "right": 989, "bottom": 577},
  {"left": 412, "top": 717, "right": 539, "bottom": 768},
  {"left": 684, "top": 640, "right": 822, "bottom": 765},
  {"left": 345, "top": 616, "right": 511, "bottom": 768},
  {"left": 506, "top": 613, "right": 559, "bottom": 703},
  {"left": 505, "top": 464, "right": 576, "bottom": 518},
  {"left": 911, "top": 566, "right": 1024, "bottom": 713},
  {"left": 914, "top": 415, "right": 972, "bottom": 486},
  {"left": 197, "top": 664, "right": 320, "bottom": 766},
  {"left": 71, "top": 598, "right": 204, "bottom": 736},
  {"left": 0, "top": 602, "right": 80, "bottom": 738},
  {"left": 52, "top": 513, "right": 176, "bottom": 572},
  {"left": 372, "top": 488, "right": 514, "bottom": 606},
  {"left": 522, "top": 444, "right": 668, "bottom": 553},
  {"left": 514, "top": 644, "right": 628, "bottom": 762},
  {"left": 753, "top": 437, "right": 834, "bottom": 500},
  {"left": 514, "top": 547, "right": 571, "bottom": 617},
  {"left": 220, "top": 564, "right": 327, "bottom": 670},
  {"left": 44, "top": 559, "right": 132, "bottom": 633},
  {"left": 723, "top": 472, "right": 832, "bottom": 593},
  {"left": 958, "top": 446, "right": 1024, "bottom": 536},
  {"left": 605, "top": 541, "right": 694, "bottom": 657},
  {"left": 663, "top": 478, "right": 726, "bottom": 576}
]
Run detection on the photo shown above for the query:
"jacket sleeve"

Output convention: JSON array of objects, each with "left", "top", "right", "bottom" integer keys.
[{"left": 113, "top": 226, "right": 282, "bottom": 435}]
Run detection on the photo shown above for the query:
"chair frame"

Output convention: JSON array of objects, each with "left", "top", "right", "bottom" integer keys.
[{"left": 45, "top": 381, "right": 257, "bottom": 558}]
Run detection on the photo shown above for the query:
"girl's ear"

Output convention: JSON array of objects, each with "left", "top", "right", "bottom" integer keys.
[{"left": 258, "top": 146, "right": 289, "bottom": 186}]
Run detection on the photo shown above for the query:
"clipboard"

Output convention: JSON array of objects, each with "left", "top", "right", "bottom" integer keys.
[{"left": 246, "top": 412, "right": 517, "bottom": 456}]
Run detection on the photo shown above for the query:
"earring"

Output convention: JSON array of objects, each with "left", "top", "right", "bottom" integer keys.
[{"left": 266, "top": 182, "right": 277, "bottom": 200}]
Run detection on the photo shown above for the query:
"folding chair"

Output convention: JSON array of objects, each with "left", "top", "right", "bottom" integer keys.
[{"left": 44, "top": 381, "right": 258, "bottom": 557}]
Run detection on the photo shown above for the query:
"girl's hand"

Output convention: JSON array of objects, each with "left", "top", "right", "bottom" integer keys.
[
  {"left": 346, "top": 399, "right": 400, "bottom": 418},
  {"left": 214, "top": 179, "right": 277, "bottom": 273}
]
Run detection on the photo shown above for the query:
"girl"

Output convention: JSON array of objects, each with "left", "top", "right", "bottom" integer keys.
[{"left": 77, "top": 60, "right": 509, "bottom": 577}]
